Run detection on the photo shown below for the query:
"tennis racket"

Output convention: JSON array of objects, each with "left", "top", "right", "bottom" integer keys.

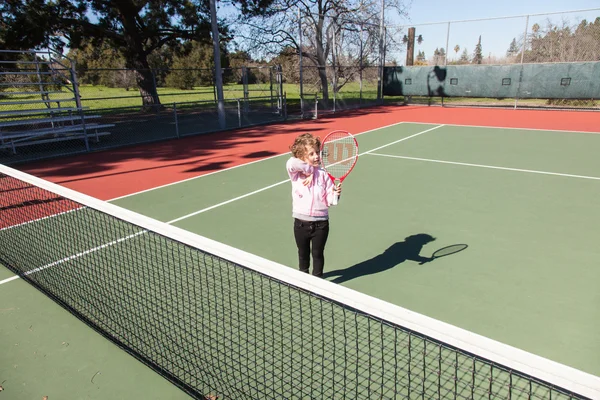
[
  {"left": 419, "top": 244, "right": 468, "bottom": 265},
  {"left": 320, "top": 130, "right": 359, "bottom": 205}
]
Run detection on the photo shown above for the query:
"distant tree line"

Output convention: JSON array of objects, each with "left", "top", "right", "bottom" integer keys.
[
  {"left": 1, "top": 0, "right": 410, "bottom": 106},
  {"left": 67, "top": 38, "right": 272, "bottom": 91},
  {"left": 410, "top": 16, "right": 599, "bottom": 67}
]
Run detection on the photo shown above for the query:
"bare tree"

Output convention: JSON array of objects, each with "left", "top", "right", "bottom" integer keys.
[
  {"left": 234, "top": 0, "right": 409, "bottom": 101},
  {"left": 524, "top": 17, "right": 600, "bottom": 63}
]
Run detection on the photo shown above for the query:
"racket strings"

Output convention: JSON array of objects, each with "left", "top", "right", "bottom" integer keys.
[{"left": 321, "top": 136, "right": 358, "bottom": 178}]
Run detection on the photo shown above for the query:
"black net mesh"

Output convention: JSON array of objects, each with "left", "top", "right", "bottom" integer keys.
[{"left": 0, "top": 168, "right": 591, "bottom": 400}]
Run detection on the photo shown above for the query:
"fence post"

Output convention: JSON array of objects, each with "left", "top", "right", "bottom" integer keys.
[
  {"left": 359, "top": 25, "right": 364, "bottom": 105},
  {"left": 378, "top": 0, "right": 385, "bottom": 104},
  {"left": 242, "top": 66, "right": 249, "bottom": 113},
  {"left": 332, "top": 28, "right": 337, "bottom": 113},
  {"left": 237, "top": 99, "right": 242, "bottom": 127},
  {"left": 442, "top": 22, "right": 451, "bottom": 107},
  {"left": 515, "top": 15, "right": 530, "bottom": 109},
  {"left": 277, "top": 65, "right": 284, "bottom": 115},
  {"left": 298, "top": 7, "right": 304, "bottom": 118},
  {"left": 173, "top": 103, "right": 180, "bottom": 138},
  {"left": 380, "top": 26, "right": 387, "bottom": 105},
  {"left": 269, "top": 67, "right": 275, "bottom": 111}
]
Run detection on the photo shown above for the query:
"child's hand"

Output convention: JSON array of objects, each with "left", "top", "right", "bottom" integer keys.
[
  {"left": 302, "top": 173, "right": 314, "bottom": 186},
  {"left": 334, "top": 183, "right": 342, "bottom": 195}
]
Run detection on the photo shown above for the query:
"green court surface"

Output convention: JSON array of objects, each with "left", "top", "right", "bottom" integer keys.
[
  {"left": 113, "top": 123, "right": 600, "bottom": 376},
  {"left": 0, "top": 276, "right": 192, "bottom": 399},
  {"left": 1, "top": 122, "right": 599, "bottom": 398}
]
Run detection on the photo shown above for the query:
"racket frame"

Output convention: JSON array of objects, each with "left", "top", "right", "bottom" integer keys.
[{"left": 320, "top": 130, "right": 359, "bottom": 205}]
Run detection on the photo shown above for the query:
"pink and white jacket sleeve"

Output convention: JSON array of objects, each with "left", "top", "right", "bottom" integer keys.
[{"left": 286, "top": 156, "right": 314, "bottom": 179}]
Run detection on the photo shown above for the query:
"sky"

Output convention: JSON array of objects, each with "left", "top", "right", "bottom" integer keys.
[{"left": 384, "top": 0, "right": 600, "bottom": 64}]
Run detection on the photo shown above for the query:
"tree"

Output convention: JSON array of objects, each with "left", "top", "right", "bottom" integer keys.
[
  {"left": 2, "top": 0, "right": 272, "bottom": 108},
  {"left": 472, "top": 35, "right": 483, "bottom": 64},
  {"left": 506, "top": 38, "right": 519, "bottom": 58},
  {"left": 0, "top": 0, "right": 70, "bottom": 53},
  {"left": 524, "top": 17, "right": 600, "bottom": 63},
  {"left": 68, "top": 40, "right": 136, "bottom": 88},
  {"left": 454, "top": 44, "right": 460, "bottom": 59},
  {"left": 165, "top": 41, "right": 225, "bottom": 89},
  {"left": 270, "top": 46, "right": 299, "bottom": 83},
  {"left": 432, "top": 47, "right": 446, "bottom": 65},
  {"left": 459, "top": 48, "right": 470, "bottom": 64},
  {"left": 438, "top": 47, "right": 446, "bottom": 64},
  {"left": 235, "top": 0, "right": 409, "bottom": 101}
]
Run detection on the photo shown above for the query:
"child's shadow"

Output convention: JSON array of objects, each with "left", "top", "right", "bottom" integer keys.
[{"left": 324, "top": 233, "right": 436, "bottom": 284}]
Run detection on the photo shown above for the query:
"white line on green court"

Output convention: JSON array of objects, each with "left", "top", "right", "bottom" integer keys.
[
  {"left": 166, "top": 180, "right": 290, "bottom": 224},
  {"left": 0, "top": 124, "right": 443, "bottom": 286},
  {"left": 368, "top": 153, "right": 600, "bottom": 181},
  {"left": 108, "top": 120, "right": 427, "bottom": 202},
  {"left": 401, "top": 121, "right": 600, "bottom": 135},
  {"left": 0, "top": 231, "right": 147, "bottom": 285},
  {"left": 164, "top": 124, "right": 444, "bottom": 223}
]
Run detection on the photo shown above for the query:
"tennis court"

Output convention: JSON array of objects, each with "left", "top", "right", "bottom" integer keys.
[{"left": 1, "top": 105, "right": 600, "bottom": 399}]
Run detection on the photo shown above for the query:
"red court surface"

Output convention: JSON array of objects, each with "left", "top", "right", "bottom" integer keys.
[{"left": 19, "top": 105, "right": 600, "bottom": 200}]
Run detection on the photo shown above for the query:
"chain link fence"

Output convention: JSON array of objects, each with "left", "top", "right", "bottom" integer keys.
[
  {"left": 296, "top": 12, "right": 391, "bottom": 117},
  {"left": 384, "top": 8, "right": 600, "bottom": 109},
  {"left": 0, "top": 59, "right": 287, "bottom": 164}
]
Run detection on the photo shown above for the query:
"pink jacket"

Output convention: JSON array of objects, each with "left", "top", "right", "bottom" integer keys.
[{"left": 286, "top": 157, "right": 335, "bottom": 218}]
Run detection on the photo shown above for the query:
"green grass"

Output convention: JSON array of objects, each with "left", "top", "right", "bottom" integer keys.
[{"left": 4, "top": 81, "right": 596, "bottom": 114}]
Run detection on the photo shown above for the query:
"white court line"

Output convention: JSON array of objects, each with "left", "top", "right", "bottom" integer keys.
[
  {"left": 1, "top": 125, "right": 442, "bottom": 286},
  {"left": 108, "top": 120, "right": 412, "bottom": 202},
  {"left": 368, "top": 153, "right": 600, "bottom": 181},
  {"left": 401, "top": 121, "right": 600, "bottom": 135},
  {"left": 0, "top": 231, "right": 147, "bottom": 285},
  {"left": 166, "top": 180, "right": 290, "bottom": 224},
  {"left": 0, "top": 207, "right": 83, "bottom": 232},
  {"left": 166, "top": 124, "right": 444, "bottom": 224}
]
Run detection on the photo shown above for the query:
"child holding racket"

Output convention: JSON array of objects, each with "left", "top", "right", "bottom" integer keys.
[{"left": 286, "top": 133, "right": 341, "bottom": 278}]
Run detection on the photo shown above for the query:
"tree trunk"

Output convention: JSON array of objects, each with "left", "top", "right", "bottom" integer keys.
[
  {"left": 130, "top": 55, "right": 161, "bottom": 111},
  {"left": 318, "top": 65, "right": 329, "bottom": 102}
]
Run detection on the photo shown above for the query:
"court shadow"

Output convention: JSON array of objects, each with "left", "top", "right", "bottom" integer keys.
[{"left": 324, "top": 233, "right": 436, "bottom": 284}]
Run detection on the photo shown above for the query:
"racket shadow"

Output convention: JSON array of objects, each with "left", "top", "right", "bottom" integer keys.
[{"left": 324, "top": 233, "right": 437, "bottom": 284}]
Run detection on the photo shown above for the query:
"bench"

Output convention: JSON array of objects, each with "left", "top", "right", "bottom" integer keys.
[{"left": 0, "top": 123, "right": 115, "bottom": 153}]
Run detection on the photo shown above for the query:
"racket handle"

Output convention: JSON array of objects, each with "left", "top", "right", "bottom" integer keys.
[{"left": 332, "top": 183, "right": 340, "bottom": 205}]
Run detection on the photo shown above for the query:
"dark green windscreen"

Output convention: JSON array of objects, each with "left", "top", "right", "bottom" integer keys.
[{"left": 383, "top": 62, "right": 600, "bottom": 99}]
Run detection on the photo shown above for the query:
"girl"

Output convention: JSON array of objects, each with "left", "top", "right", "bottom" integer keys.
[{"left": 286, "top": 133, "right": 341, "bottom": 277}]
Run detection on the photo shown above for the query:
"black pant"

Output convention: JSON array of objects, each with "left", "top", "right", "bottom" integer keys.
[{"left": 293, "top": 218, "right": 330, "bottom": 277}]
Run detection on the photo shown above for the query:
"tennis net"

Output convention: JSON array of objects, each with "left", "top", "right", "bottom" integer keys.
[{"left": 0, "top": 164, "right": 598, "bottom": 399}]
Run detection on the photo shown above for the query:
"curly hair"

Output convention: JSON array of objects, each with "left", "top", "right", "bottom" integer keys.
[{"left": 290, "top": 133, "right": 321, "bottom": 159}]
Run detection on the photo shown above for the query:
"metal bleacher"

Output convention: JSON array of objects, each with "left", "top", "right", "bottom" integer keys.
[{"left": 0, "top": 49, "right": 114, "bottom": 154}]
